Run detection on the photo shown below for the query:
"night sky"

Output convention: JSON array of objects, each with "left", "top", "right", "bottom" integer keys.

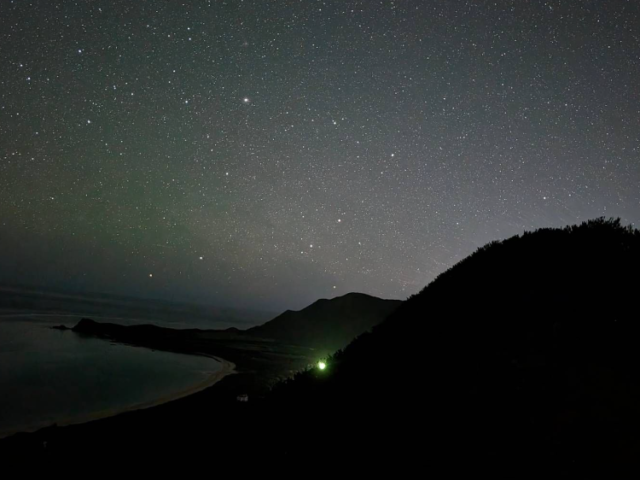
[{"left": 0, "top": 1, "right": 638, "bottom": 311}]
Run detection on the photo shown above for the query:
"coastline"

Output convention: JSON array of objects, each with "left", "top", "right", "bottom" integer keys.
[{"left": 0, "top": 354, "right": 235, "bottom": 440}]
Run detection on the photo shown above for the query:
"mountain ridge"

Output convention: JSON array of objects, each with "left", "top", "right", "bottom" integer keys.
[{"left": 245, "top": 291, "right": 401, "bottom": 353}]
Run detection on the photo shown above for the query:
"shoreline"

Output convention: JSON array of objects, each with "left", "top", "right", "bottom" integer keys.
[{"left": 0, "top": 354, "right": 236, "bottom": 440}]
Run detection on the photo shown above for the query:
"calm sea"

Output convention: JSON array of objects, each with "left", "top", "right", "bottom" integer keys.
[{"left": 0, "top": 315, "right": 221, "bottom": 438}]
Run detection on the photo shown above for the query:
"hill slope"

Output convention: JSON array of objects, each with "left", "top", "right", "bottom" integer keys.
[
  {"left": 245, "top": 292, "right": 401, "bottom": 353},
  {"left": 266, "top": 218, "right": 640, "bottom": 472}
]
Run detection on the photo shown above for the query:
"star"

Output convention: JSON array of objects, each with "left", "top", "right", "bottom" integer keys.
[{"left": 0, "top": 0, "right": 637, "bottom": 314}]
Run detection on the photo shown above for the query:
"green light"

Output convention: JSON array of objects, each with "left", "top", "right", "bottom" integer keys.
[{"left": 318, "top": 361, "right": 327, "bottom": 371}]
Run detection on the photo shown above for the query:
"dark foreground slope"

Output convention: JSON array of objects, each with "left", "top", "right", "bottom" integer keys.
[
  {"left": 246, "top": 292, "right": 401, "bottom": 353},
  {"left": 264, "top": 218, "right": 640, "bottom": 473},
  {"left": 3, "top": 218, "right": 640, "bottom": 474}
]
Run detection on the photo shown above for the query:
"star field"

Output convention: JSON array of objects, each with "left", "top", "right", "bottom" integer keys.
[{"left": 0, "top": 1, "right": 638, "bottom": 310}]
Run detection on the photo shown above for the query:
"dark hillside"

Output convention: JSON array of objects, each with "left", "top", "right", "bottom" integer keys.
[{"left": 266, "top": 218, "right": 640, "bottom": 473}]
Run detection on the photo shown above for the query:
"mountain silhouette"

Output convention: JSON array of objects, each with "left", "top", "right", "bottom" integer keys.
[{"left": 246, "top": 292, "right": 401, "bottom": 353}]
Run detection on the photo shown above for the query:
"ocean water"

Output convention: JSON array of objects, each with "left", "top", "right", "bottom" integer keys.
[{"left": 0, "top": 315, "right": 221, "bottom": 438}]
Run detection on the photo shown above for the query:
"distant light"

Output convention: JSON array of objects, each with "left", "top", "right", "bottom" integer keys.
[
  {"left": 318, "top": 361, "right": 326, "bottom": 371},
  {"left": 149, "top": 274, "right": 153, "bottom": 278}
]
